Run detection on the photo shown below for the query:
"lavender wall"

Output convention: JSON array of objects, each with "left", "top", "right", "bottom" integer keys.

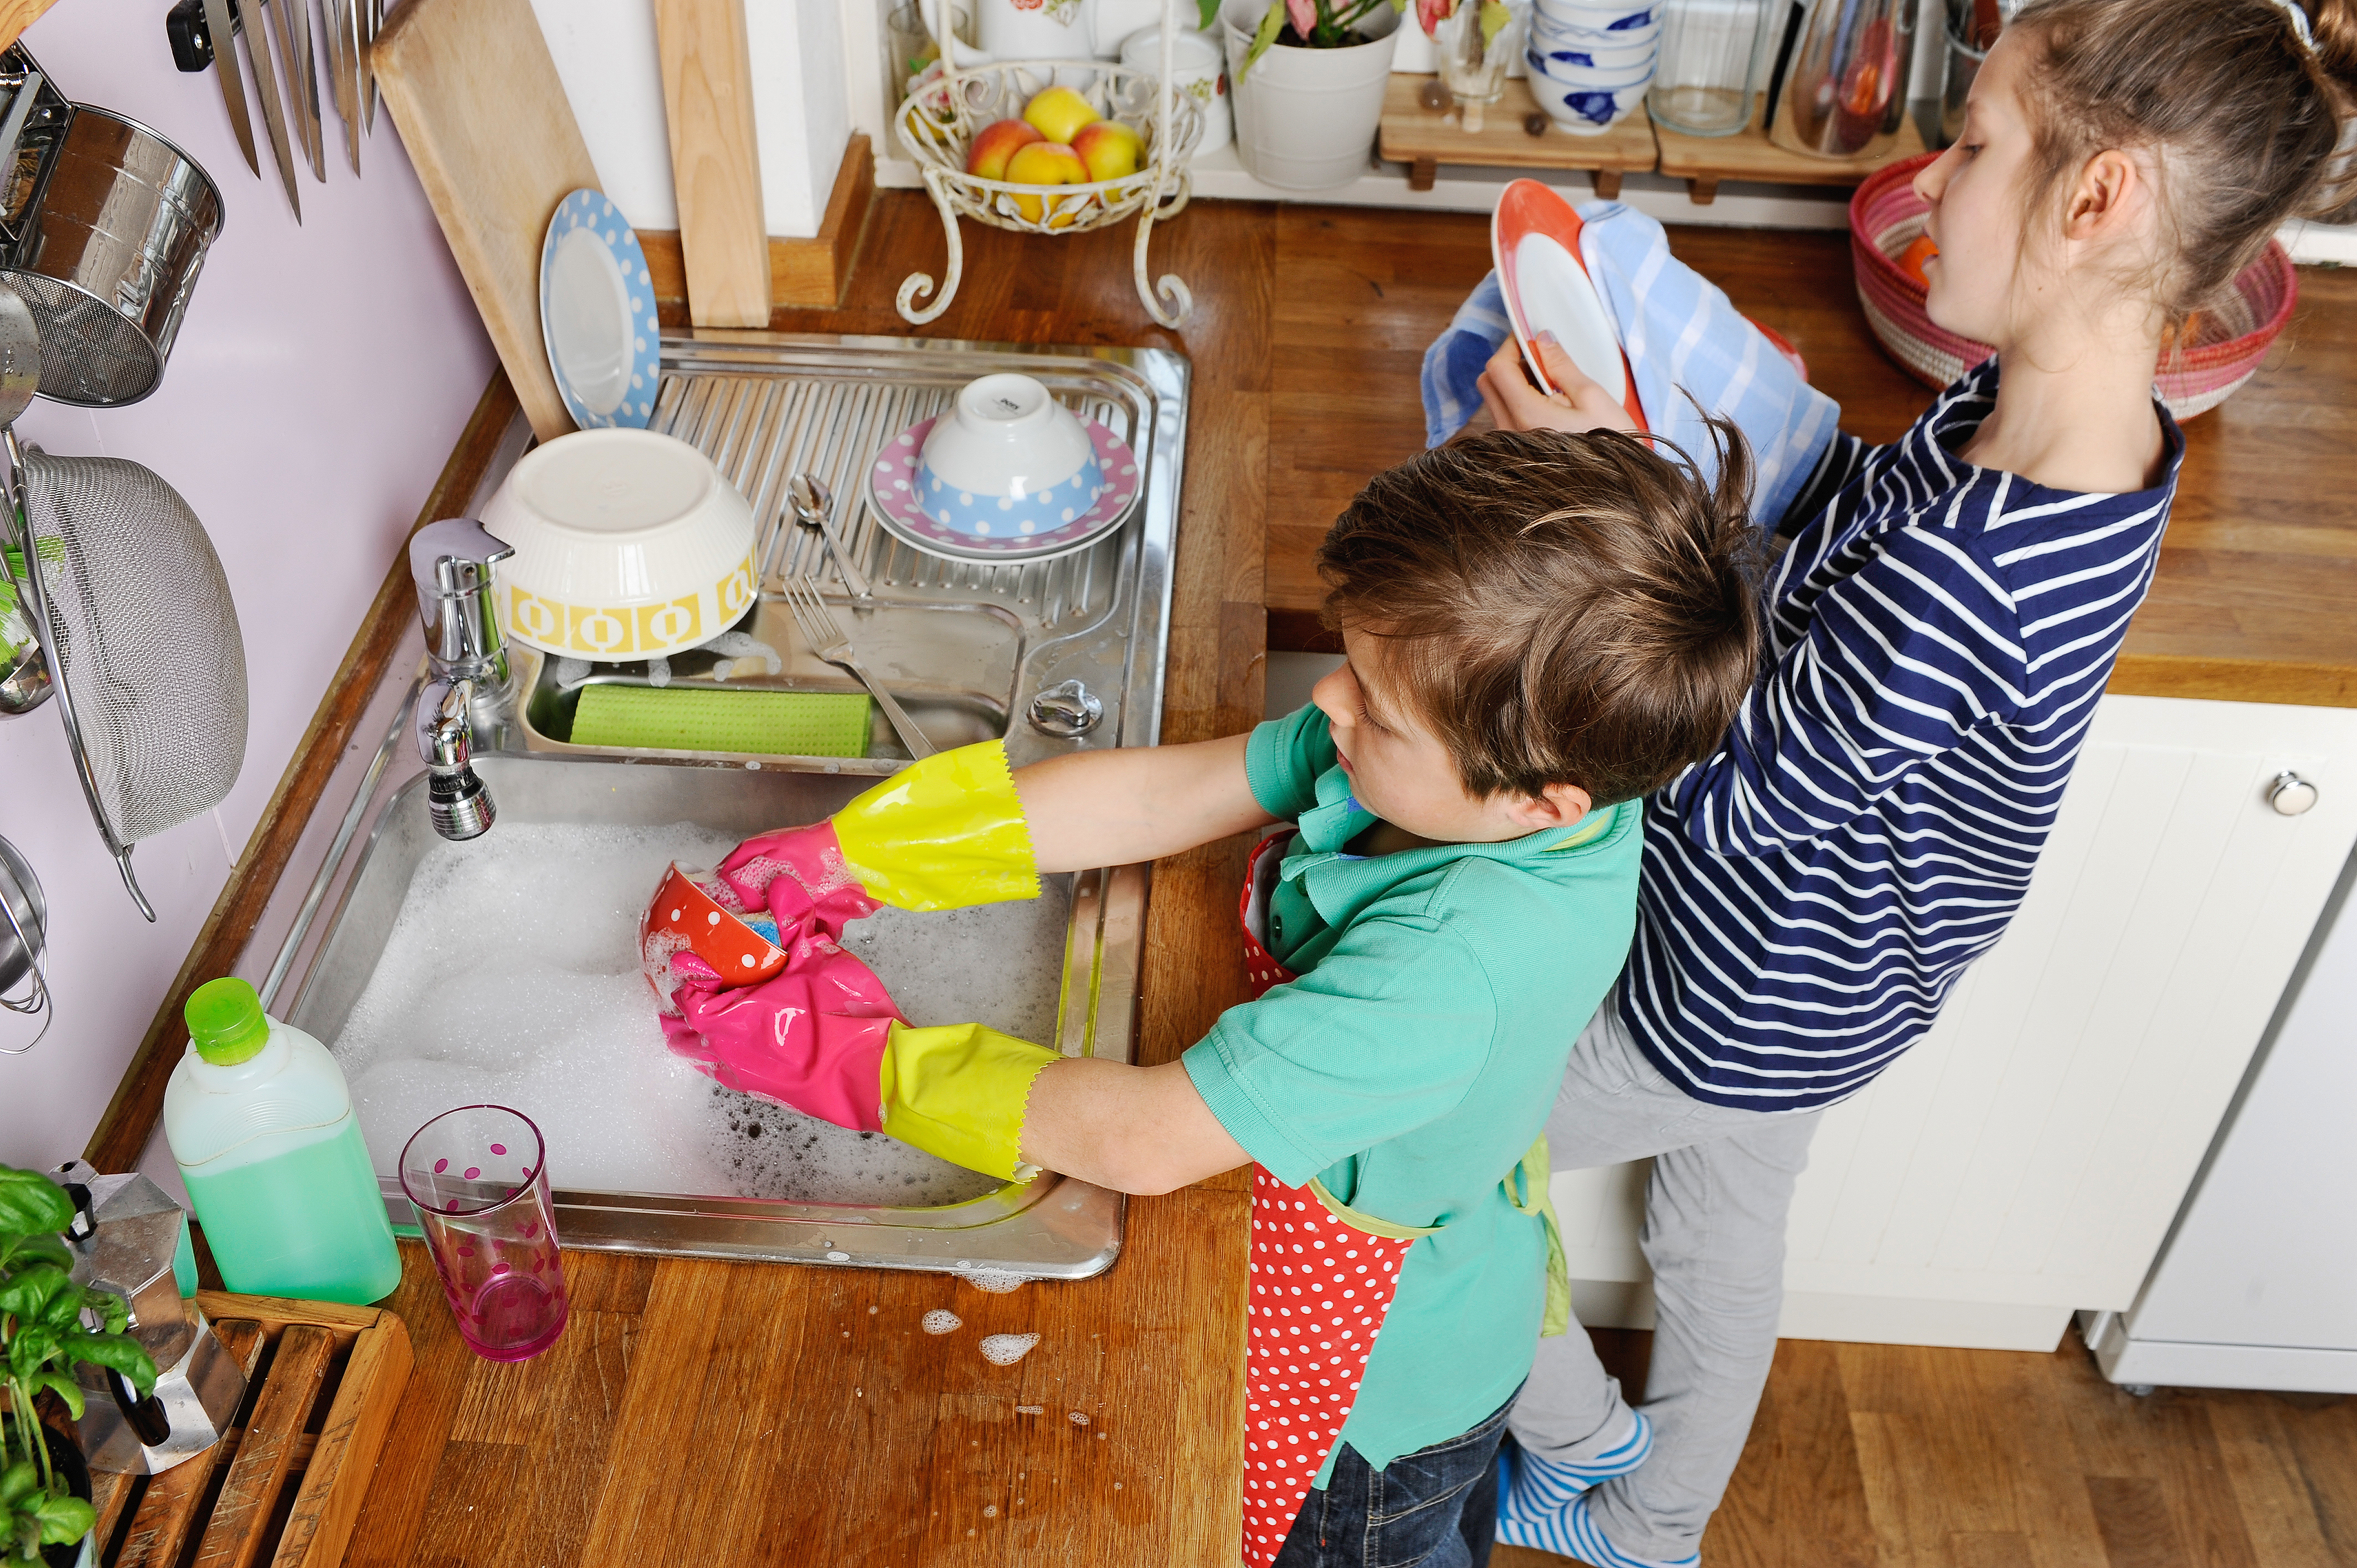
[{"left": 0, "top": 8, "right": 496, "bottom": 1167}]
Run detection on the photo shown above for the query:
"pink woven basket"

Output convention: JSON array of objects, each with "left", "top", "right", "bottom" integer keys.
[{"left": 1849, "top": 154, "right": 2298, "bottom": 419}]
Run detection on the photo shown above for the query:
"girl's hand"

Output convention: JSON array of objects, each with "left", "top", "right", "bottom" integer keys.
[{"left": 1476, "top": 331, "right": 1640, "bottom": 436}]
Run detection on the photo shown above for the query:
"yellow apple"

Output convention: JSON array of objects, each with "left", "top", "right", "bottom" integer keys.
[
  {"left": 966, "top": 117, "right": 1044, "bottom": 179},
  {"left": 1021, "top": 86, "right": 1100, "bottom": 145},
  {"left": 1003, "top": 140, "right": 1088, "bottom": 225},
  {"left": 1070, "top": 119, "right": 1143, "bottom": 182}
]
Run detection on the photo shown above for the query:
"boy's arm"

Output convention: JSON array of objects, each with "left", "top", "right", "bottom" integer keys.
[
  {"left": 1013, "top": 732, "right": 1278, "bottom": 873},
  {"left": 1020, "top": 1058, "right": 1252, "bottom": 1194}
]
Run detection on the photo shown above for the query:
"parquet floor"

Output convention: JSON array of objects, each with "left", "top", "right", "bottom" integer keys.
[{"left": 1494, "top": 1325, "right": 2357, "bottom": 1568}]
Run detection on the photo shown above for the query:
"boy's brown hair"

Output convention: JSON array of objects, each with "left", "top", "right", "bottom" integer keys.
[{"left": 1318, "top": 424, "right": 1761, "bottom": 808}]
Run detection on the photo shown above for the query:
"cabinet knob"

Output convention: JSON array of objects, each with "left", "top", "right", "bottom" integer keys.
[{"left": 2269, "top": 771, "right": 2319, "bottom": 817}]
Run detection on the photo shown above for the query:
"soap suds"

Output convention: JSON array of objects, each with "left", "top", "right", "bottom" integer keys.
[
  {"left": 1068, "top": 1410, "right": 1090, "bottom": 1426},
  {"left": 959, "top": 1268, "right": 1032, "bottom": 1294},
  {"left": 979, "top": 1333, "right": 1041, "bottom": 1366},
  {"left": 922, "top": 1310, "right": 963, "bottom": 1335},
  {"left": 328, "top": 821, "right": 1071, "bottom": 1212}
]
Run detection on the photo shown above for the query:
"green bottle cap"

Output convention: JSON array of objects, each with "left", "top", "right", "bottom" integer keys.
[{"left": 184, "top": 977, "right": 271, "bottom": 1066}]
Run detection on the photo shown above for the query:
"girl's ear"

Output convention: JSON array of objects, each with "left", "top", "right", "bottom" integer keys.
[{"left": 2065, "top": 147, "right": 2149, "bottom": 245}]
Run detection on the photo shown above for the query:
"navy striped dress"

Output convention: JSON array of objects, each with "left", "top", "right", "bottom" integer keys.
[{"left": 1620, "top": 360, "right": 2185, "bottom": 1111}]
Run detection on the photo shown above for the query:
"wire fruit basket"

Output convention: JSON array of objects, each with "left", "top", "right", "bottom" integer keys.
[{"left": 894, "top": 45, "right": 1204, "bottom": 327}]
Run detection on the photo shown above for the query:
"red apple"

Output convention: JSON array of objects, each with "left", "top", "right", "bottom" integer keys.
[
  {"left": 1071, "top": 120, "right": 1144, "bottom": 183},
  {"left": 966, "top": 117, "right": 1044, "bottom": 180},
  {"left": 1003, "top": 141, "right": 1088, "bottom": 226}
]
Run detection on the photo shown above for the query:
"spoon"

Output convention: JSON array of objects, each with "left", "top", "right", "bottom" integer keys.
[{"left": 789, "top": 472, "right": 875, "bottom": 608}]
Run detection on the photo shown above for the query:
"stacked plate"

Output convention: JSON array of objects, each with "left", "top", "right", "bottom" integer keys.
[{"left": 1526, "top": 0, "right": 1660, "bottom": 133}]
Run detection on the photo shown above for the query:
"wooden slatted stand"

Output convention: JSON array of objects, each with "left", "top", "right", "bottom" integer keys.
[
  {"left": 84, "top": 1295, "right": 412, "bottom": 1568},
  {"left": 1379, "top": 74, "right": 1658, "bottom": 196},
  {"left": 1652, "top": 96, "right": 1926, "bottom": 204}
]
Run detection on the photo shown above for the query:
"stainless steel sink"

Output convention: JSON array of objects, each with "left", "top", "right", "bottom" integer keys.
[{"left": 251, "top": 333, "right": 1186, "bottom": 1280}]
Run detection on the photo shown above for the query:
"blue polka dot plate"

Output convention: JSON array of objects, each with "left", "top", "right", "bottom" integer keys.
[
  {"left": 866, "top": 412, "right": 1143, "bottom": 564},
  {"left": 539, "top": 188, "right": 661, "bottom": 432}
]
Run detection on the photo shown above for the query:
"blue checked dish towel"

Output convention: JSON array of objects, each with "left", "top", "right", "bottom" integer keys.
[{"left": 1421, "top": 200, "right": 1841, "bottom": 533}]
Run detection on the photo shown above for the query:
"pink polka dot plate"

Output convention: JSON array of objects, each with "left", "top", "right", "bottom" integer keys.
[{"left": 866, "top": 412, "right": 1143, "bottom": 565}]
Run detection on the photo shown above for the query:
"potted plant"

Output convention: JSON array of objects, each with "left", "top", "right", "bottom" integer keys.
[
  {"left": 1, "top": 1166, "right": 157, "bottom": 1568},
  {"left": 1222, "top": 0, "right": 1407, "bottom": 190}
]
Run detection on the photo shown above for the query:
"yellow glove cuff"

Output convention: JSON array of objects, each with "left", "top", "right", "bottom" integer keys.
[
  {"left": 831, "top": 740, "right": 1041, "bottom": 911},
  {"left": 877, "top": 1020, "right": 1059, "bottom": 1183}
]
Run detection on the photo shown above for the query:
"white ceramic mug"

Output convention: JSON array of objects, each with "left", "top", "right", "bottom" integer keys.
[{"left": 1119, "top": 26, "right": 1231, "bottom": 152}]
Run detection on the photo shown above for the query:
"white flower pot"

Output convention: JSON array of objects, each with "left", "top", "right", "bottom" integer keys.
[{"left": 1220, "top": 0, "right": 1401, "bottom": 192}]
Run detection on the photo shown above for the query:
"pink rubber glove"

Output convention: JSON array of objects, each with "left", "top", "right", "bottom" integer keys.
[
  {"left": 655, "top": 917, "right": 907, "bottom": 1129},
  {"left": 711, "top": 822, "right": 888, "bottom": 937}
]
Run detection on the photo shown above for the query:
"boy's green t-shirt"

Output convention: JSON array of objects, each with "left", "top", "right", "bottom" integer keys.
[{"left": 1182, "top": 703, "right": 1643, "bottom": 1481}]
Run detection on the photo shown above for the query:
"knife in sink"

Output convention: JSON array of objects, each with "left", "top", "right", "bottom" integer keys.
[{"left": 246, "top": 0, "right": 300, "bottom": 218}]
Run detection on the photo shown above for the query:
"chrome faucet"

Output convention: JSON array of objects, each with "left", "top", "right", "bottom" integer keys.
[{"left": 408, "top": 519, "right": 514, "bottom": 842}]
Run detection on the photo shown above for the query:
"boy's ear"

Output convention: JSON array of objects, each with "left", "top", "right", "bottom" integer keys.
[{"left": 1504, "top": 780, "right": 1592, "bottom": 833}]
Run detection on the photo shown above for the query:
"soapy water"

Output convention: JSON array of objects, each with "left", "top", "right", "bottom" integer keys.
[
  {"left": 978, "top": 1333, "right": 1041, "bottom": 1366},
  {"left": 958, "top": 1269, "right": 1032, "bottom": 1294},
  {"left": 922, "top": 1310, "right": 963, "bottom": 1335},
  {"left": 331, "top": 821, "right": 1072, "bottom": 1209}
]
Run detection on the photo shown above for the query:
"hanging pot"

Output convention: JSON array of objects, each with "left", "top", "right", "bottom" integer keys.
[{"left": 1220, "top": 0, "right": 1401, "bottom": 192}]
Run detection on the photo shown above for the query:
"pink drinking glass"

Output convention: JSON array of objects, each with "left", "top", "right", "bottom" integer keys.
[{"left": 398, "top": 1106, "right": 569, "bottom": 1362}]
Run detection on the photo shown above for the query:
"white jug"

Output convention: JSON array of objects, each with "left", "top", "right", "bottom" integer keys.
[{"left": 924, "top": 0, "right": 1168, "bottom": 63}]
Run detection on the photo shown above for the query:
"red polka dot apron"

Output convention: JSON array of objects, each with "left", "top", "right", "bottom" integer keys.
[
  {"left": 1234, "top": 831, "right": 1576, "bottom": 1567},
  {"left": 1237, "top": 832, "right": 1439, "bottom": 1568}
]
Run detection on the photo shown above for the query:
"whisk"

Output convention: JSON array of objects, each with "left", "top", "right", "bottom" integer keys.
[{"left": 0, "top": 287, "right": 249, "bottom": 919}]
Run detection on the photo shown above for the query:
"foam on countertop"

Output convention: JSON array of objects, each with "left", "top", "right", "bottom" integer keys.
[{"left": 330, "top": 819, "right": 1072, "bottom": 1209}]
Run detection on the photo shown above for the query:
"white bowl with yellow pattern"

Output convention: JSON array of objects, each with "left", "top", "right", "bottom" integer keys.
[{"left": 484, "top": 429, "right": 758, "bottom": 662}]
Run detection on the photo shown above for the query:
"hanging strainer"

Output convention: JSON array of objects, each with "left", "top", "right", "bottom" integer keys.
[{"left": 5, "top": 434, "right": 247, "bottom": 918}]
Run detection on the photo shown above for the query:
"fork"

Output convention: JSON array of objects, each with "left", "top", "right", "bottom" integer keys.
[{"left": 780, "top": 576, "right": 936, "bottom": 760}]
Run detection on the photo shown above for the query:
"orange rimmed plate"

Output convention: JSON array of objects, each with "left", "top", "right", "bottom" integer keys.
[{"left": 1491, "top": 179, "right": 1648, "bottom": 431}]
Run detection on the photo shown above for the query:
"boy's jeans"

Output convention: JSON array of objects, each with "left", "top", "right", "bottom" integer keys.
[
  {"left": 1507, "top": 1003, "right": 1823, "bottom": 1562},
  {"left": 1274, "top": 1392, "right": 1515, "bottom": 1568}
]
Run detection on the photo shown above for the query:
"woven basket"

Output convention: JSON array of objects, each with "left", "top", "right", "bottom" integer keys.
[{"left": 1849, "top": 154, "right": 2298, "bottom": 420}]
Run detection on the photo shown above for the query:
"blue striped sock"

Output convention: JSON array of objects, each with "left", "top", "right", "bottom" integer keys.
[{"left": 1495, "top": 1414, "right": 1696, "bottom": 1564}]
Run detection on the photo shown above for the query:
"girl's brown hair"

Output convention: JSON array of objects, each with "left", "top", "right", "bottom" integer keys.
[
  {"left": 2009, "top": 0, "right": 2357, "bottom": 324},
  {"left": 1316, "top": 424, "right": 1760, "bottom": 808}
]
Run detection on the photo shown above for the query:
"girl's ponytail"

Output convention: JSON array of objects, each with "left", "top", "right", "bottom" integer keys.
[{"left": 2012, "top": 0, "right": 2356, "bottom": 319}]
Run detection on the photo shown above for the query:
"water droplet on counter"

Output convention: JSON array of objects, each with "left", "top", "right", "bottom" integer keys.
[
  {"left": 827, "top": 1251, "right": 850, "bottom": 1261},
  {"left": 979, "top": 1332, "right": 1041, "bottom": 1365},
  {"left": 1016, "top": 1405, "right": 1044, "bottom": 1414},
  {"left": 922, "top": 1310, "right": 963, "bottom": 1335},
  {"left": 1068, "top": 1411, "right": 1090, "bottom": 1426},
  {"left": 983, "top": 1505, "right": 999, "bottom": 1518}
]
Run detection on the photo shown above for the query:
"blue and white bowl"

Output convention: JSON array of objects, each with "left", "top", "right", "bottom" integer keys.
[
  {"left": 916, "top": 374, "right": 1104, "bottom": 541},
  {"left": 1530, "top": 8, "right": 1660, "bottom": 40},
  {"left": 1530, "top": 0, "right": 1659, "bottom": 34},
  {"left": 1528, "top": 37, "right": 1659, "bottom": 72},
  {"left": 1529, "top": 12, "right": 1661, "bottom": 50},
  {"left": 1526, "top": 49, "right": 1659, "bottom": 88},
  {"left": 1533, "top": 76, "right": 1651, "bottom": 132}
]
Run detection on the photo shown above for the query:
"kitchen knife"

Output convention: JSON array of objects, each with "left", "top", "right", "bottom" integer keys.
[
  {"left": 247, "top": 0, "right": 300, "bottom": 218},
  {"left": 202, "top": 0, "right": 261, "bottom": 176},
  {"left": 281, "top": 0, "right": 324, "bottom": 180}
]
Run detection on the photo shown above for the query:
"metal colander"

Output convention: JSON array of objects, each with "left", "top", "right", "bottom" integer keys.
[{"left": 13, "top": 442, "right": 246, "bottom": 915}]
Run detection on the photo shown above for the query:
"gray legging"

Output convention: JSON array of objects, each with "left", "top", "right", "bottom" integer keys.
[{"left": 1507, "top": 1003, "right": 1822, "bottom": 1562}]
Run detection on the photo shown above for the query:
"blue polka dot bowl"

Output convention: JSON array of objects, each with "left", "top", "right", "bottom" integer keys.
[{"left": 915, "top": 374, "right": 1105, "bottom": 541}]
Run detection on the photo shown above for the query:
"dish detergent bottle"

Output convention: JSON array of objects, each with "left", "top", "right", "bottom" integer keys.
[{"left": 164, "top": 977, "right": 401, "bottom": 1304}]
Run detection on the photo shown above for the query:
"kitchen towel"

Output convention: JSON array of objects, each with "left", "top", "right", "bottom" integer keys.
[{"left": 1419, "top": 202, "right": 1842, "bottom": 533}]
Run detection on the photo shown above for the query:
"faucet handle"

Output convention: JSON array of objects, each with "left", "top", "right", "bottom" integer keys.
[{"left": 410, "top": 519, "right": 516, "bottom": 677}]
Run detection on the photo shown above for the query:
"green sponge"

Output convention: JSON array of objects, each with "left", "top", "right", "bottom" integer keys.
[{"left": 570, "top": 685, "right": 873, "bottom": 759}]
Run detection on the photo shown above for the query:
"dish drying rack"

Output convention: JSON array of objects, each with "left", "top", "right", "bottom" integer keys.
[{"left": 893, "top": 0, "right": 1203, "bottom": 327}]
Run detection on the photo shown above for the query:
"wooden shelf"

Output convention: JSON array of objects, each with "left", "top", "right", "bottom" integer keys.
[
  {"left": 1379, "top": 74, "right": 1658, "bottom": 198},
  {"left": 1653, "top": 96, "right": 1926, "bottom": 205}
]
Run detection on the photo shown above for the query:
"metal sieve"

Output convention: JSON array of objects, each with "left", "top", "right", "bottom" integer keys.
[
  {"left": 0, "top": 99, "right": 223, "bottom": 406},
  {"left": 5, "top": 434, "right": 248, "bottom": 917}
]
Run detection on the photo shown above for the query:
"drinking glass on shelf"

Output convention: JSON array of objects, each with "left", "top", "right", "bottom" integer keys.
[
  {"left": 887, "top": 0, "right": 977, "bottom": 107},
  {"left": 1436, "top": 0, "right": 1524, "bottom": 133},
  {"left": 1646, "top": 0, "right": 1771, "bottom": 137},
  {"left": 399, "top": 1106, "right": 569, "bottom": 1363}
]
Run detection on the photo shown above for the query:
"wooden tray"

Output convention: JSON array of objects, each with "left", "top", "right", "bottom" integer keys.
[
  {"left": 84, "top": 1294, "right": 411, "bottom": 1568},
  {"left": 1652, "top": 96, "right": 1927, "bottom": 204},
  {"left": 1379, "top": 74, "right": 1658, "bottom": 196}
]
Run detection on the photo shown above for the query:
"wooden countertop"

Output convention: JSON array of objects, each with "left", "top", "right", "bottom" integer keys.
[{"left": 94, "top": 190, "right": 2357, "bottom": 1568}]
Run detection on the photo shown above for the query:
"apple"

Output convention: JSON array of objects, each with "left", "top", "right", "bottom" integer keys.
[
  {"left": 1021, "top": 86, "right": 1099, "bottom": 145},
  {"left": 1003, "top": 141, "right": 1088, "bottom": 225},
  {"left": 1070, "top": 120, "right": 1143, "bottom": 183},
  {"left": 966, "top": 117, "right": 1044, "bottom": 179}
]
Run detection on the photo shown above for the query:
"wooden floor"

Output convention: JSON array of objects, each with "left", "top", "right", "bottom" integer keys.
[{"left": 1499, "top": 1327, "right": 2357, "bottom": 1568}]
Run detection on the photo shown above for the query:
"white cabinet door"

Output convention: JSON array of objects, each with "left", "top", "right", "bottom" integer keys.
[{"left": 1552, "top": 695, "right": 2357, "bottom": 1350}]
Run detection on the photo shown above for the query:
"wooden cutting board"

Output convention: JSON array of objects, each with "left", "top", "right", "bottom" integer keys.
[
  {"left": 655, "top": 0, "right": 771, "bottom": 328},
  {"left": 374, "top": 0, "right": 599, "bottom": 441}
]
